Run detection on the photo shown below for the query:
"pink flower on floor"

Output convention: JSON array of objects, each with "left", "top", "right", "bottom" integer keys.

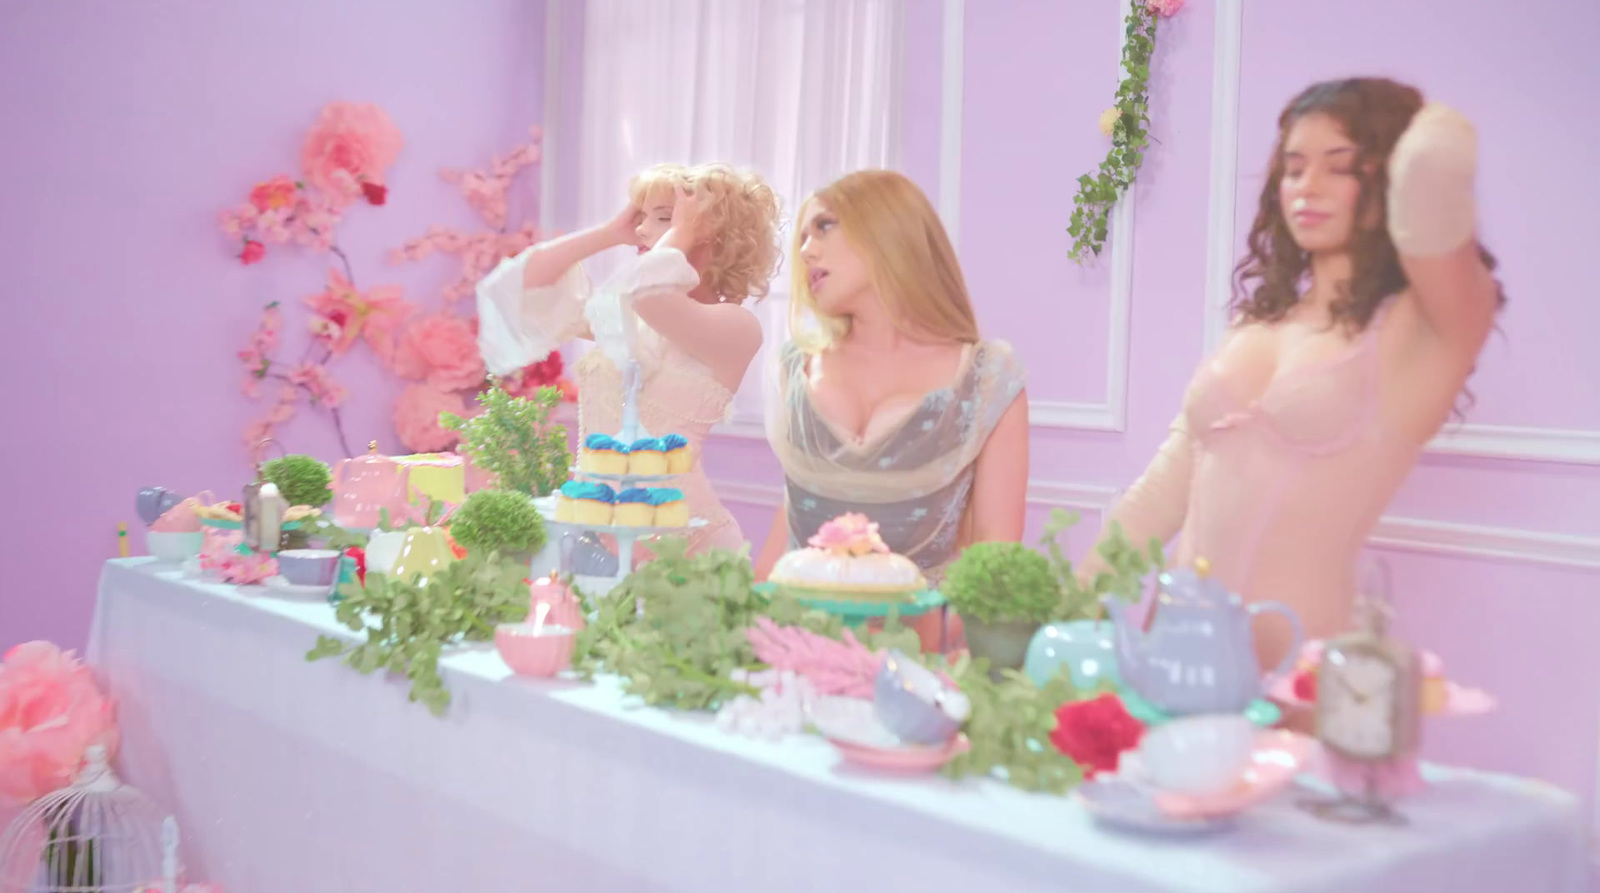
[
  {"left": 395, "top": 313, "right": 485, "bottom": 391},
  {"left": 301, "top": 101, "right": 404, "bottom": 205},
  {"left": 1146, "top": 0, "right": 1185, "bottom": 16},
  {"left": 0, "top": 641, "right": 120, "bottom": 804},
  {"left": 394, "top": 382, "right": 465, "bottom": 452}
]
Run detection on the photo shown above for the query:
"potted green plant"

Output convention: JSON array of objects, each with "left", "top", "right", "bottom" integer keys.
[
  {"left": 262, "top": 453, "right": 333, "bottom": 549},
  {"left": 441, "top": 384, "right": 570, "bottom": 497},
  {"left": 447, "top": 488, "right": 548, "bottom": 565},
  {"left": 942, "top": 541, "right": 1060, "bottom": 676},
  {"left": 1023, "top": 508, "right": 1165, "bottom": 690}
]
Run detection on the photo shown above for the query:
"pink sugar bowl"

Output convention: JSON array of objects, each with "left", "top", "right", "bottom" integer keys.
[{"left": 495, "top": 602, "right": 576, "bottom": 677}]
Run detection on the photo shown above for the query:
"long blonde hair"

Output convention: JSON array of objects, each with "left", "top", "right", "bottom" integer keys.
[
  {"left": 629, "top": 162, "right": 783, "bottom": 303},
  {"left": 789, "top": 169, "right": 979, "bottom": 352}
]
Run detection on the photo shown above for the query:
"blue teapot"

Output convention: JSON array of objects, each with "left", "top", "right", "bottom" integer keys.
[
  {"left": 1023, "top": 620, "right": 1121, "bottom": 691},
  {"left": 1101, "top": 557, "right": 1303, "bottom": 717}
]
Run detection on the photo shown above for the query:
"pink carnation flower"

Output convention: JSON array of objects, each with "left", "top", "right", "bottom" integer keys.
[
  {"left": 1147, "top": 0, "right": 1185, "bottom": 16},
  {"left": 0, "top": 642, "right": 120, "bottom": 804},
  {"left": 394, "top": 383, "right": 465, "bottom": 453},
  {"left": 301, "top": 102, "right": 404, "bottom": 206}
]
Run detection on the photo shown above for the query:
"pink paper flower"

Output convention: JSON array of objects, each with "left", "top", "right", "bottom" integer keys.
[
  {"left": 301, "top": 102, "right": 403, "bottom": 205},
  {"left": 396, "top": 313, "right": 485, "bottom": 391},
  {"left": 248, "top": 176, "right": 299, "bottom": 212},
  {"left": 304, "top": 269, "right": 413, "bottom": 357},
  {"left": 808, "top": 513, "right": 888, "bottom": 556},
  {"left": 240, "top": 240, "right": 266, "bottom": 265},
  {"left": 1146, "top": 0, "right": 1185, "bottom": 16},
  {"left": 394, "top": 382, "right": 465, "bottom": 452},
  {"left": 287, "top": 363, "right": 347, "bottom": 408},
  {"left": 0, "top": 642, "right": 120, "bottom": 804}
]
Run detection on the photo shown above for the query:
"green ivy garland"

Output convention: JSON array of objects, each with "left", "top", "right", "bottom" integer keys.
[{"left": 1068, "top": 1, "right": 1159, "bottom": 263}]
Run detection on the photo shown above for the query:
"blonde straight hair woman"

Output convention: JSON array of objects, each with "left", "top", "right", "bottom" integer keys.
[{"left": 756, "top": 170, "right": 1030, "bottom": 649}]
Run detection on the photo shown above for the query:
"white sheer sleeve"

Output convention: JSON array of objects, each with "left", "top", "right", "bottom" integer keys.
[{"left": 476, "top": 248, "right": 592, "bottom": 376}]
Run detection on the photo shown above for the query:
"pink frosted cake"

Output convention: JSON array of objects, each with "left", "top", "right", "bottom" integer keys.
[{"left": 769, "top": 513, "right": 926, "bottom": 600}]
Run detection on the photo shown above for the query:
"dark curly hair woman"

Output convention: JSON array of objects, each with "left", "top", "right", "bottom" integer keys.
[{"left": 1081, "top": 77, "right": 1505, "bottom": 677}]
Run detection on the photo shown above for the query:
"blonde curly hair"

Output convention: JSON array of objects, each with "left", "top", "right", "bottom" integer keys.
[{"left": 629, "top": 162, "right": 783, "bottom": 303}]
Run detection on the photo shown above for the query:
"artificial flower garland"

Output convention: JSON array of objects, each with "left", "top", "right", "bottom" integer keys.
[{"left": 1068, "top": 0, "right": 1185, "bottom": 263}]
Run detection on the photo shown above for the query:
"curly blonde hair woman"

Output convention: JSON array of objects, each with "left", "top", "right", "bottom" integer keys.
[{"left": 477, "top": 161, "right": 783, "bottom": 557}]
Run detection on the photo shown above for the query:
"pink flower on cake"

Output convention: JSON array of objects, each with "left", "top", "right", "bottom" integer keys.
[
  {"left": 394, "top": 382, "right": 466, "bottom": 452},
  {"left": 300, "top": 101, "right": 403, "bottom": 205},
  {"left": 0, "top": 642, "right": 119, "bottom": 804},
  {"left": 1146, "top": 0, "right": 1185, "bottom": 16},
  {"left": 808, "top": 512, "right": 889, "bottom": 556},
  {"left": 393, "top": 313, "right": 486, "bottom": 391}
]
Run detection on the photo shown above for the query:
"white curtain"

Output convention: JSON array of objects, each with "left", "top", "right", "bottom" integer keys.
[{"left": 577, "top": 0, "right": 906, "bottom": 433}]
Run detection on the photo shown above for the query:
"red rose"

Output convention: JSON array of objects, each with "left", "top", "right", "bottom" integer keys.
[
  {"left": 343, "top": 546, "right": 367, "bottom": 584},
  {"left": 1049, "top": 693, "right": 1146, "bottom": 778},
  {"left": 1291, "top": 668, "right": 1317, "bottom": 701},
  {"left": 362, "top": 182, "right": 388, "bottom": 205},
  {"left": 240, "top": 240, "right": 266, "bottom": 265}
]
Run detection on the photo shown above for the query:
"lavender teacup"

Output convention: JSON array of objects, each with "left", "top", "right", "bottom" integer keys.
[{"left": 276, "top": 549, "right": 342, "bottom": 587}]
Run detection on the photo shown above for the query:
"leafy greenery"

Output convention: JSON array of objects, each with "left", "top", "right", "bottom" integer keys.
[
  {"left": 306, "top": 550, "right": 530, "bottom": 716},
  {"left": 1037, "top": 508, "right": 1165, "bottom": 620},
  {"left": 571, "top": 537, "right": 921, "bottom": 710},
  {"left": 941, "top": 542, "right": 1060, "bottom": 625},
  {"left": 1068, "top": 1, "right": 1158, "bottom": 262},
  {"left": 442, "top": 384, "right": 570, "bottom": 497},
  {"left": 940, "top": 655, "right": 1086, "bottom": 794},
  {"left": 449, "top": 489, "right": 547, "bottom": 556},
  {"left": 262, "top": 453, "right": 334, "bottom": 507}
]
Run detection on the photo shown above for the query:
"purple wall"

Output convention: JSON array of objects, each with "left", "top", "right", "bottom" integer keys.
[
  {"left": 704, "top": 0, "right": 1600, "bottom": 834},
  {"left": 0, "top": 0, "right": 546, "bottom": 648}
]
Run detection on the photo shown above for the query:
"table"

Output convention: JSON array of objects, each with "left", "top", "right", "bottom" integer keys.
[{"left": 87, "top": 559, "right": 1589, "bottom": 893}]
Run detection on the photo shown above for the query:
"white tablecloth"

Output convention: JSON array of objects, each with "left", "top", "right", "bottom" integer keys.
[{"left": 87, "top": 559, "right": 1588, "bottom": 893}]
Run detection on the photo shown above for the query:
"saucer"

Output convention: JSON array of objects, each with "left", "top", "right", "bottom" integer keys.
[
  {"left": 1076, "top": 775, "right": 1236, "bottom": 836},
  {"left": 1119, "top": 688, "right": 1282, "bottom": 728},
  {"left": 263, "top": 576, "right": 335, "bottom": 600},
  {"left": 1151, "top": 730, "right": 1314, "bottom": 819},
  {"left": 806, "top": 696, "right": 968, "bottom": 772}
]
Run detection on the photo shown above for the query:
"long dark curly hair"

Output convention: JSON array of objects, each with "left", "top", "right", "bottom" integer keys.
[{"left": 1231, "top": 77, "right": 1505, "bottom": 332}]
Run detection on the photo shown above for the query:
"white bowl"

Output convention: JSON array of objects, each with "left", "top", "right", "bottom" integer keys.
[
  {"left": 1137, "top": 714, "right": 1255, "bottom": 796},
  {"left": 147, "top": 531, "right": 204, "bottom": 562}
]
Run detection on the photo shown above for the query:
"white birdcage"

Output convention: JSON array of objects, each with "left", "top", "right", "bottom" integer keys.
[{"left": 0, "top": 745, "right": 180, "bottom": 893}]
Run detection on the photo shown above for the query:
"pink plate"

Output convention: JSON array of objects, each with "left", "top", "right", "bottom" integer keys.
[
  {"left": 808, "top": 695, "right": 970, "bottom": 773},
  {"left": 1154, "top": 730, "right": 1315, "bottom": 820}
]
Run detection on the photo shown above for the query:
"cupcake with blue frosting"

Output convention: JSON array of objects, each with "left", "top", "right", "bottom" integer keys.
[
  {"left": 649, "top": 487, "right": 689, "bottom": 528},
  {"left": 556, "top": 480, "right": 615, "bottom": 525},
  {"left": 614, "top": 487, "right": 656, "bottom": 527},
  {"left": 661, "top": 434, "right": 693, "bottom": 474},
  {"left": 578, "top": 434, "right": 630, "bottom": 475},
  {"left": 627, "top": 438, "right": 668, "bottom": 476}
]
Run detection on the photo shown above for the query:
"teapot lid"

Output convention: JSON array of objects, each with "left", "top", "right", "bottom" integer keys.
[
  {"left": 1157, "top": 557, "right": 1238, "bottom": 606},
  {"left": 348, "top": 440, "right": 398, "bottom": 466}
]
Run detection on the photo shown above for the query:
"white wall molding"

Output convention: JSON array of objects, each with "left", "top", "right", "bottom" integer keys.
[
  {"left": 1425, "top": 424, "right": 1600, "bottom": 467},
  {"left": 717, "top": 476, "right": 1600, "bottom": 571},
  {"left": 1201, "top": 0, "right": 1243, "bottom": 352},
  {"left": 938, "top": 0, "right": 965, "bottom": 248},
  {"left": 1370, "top": 516, "right": 1600, "bottom": 571}
]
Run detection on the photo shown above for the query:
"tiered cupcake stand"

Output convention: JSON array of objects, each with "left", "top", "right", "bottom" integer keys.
[{"left": 540, "top": 358, "right": 704, "bottom": 595}]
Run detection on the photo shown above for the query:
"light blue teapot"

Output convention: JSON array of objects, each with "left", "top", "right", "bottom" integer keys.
[
  {"left": 1023, "top": 620, "right": 1120, "bottom": 691},
  {"left": 1101, "top": 557, "right": 1303, "bottom": 717}
]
